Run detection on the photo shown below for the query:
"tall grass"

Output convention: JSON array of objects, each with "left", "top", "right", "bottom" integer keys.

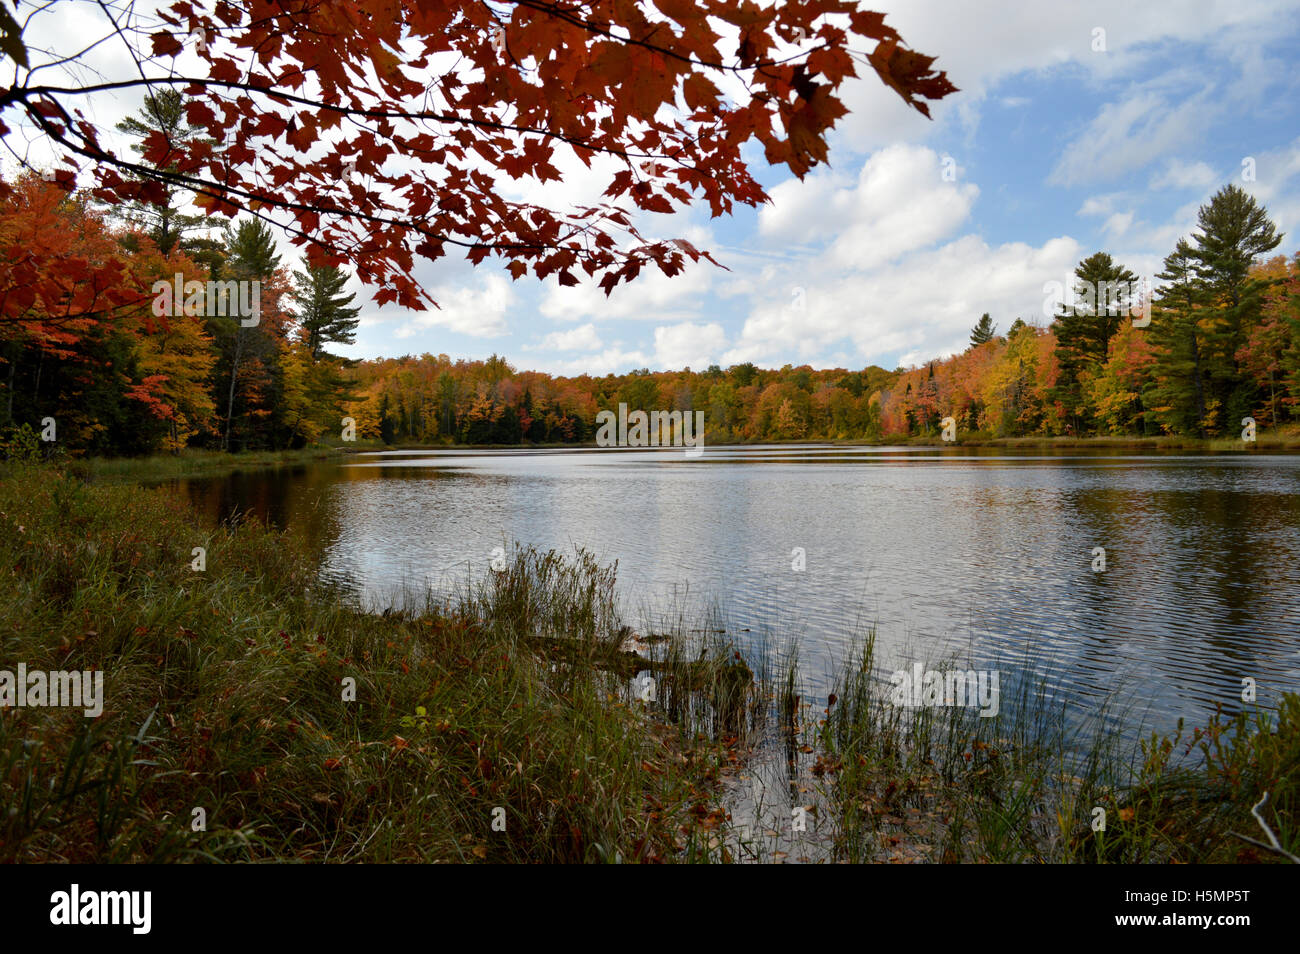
[
  {"left": 0, "top": 464, "right": 747, "bottom": 862},
  {"left": 796, "top": 634, "right": 1299, "bottom": 863}
]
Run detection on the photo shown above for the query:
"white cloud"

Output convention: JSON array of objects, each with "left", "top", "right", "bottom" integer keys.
[
  {"left": 1049, "top": 89, "right": 1220, "bottom": 186},
  {"left": 1078, "top": 194, "right": 1123, "bottom": 217},
  {"left": 1150, "top": 159, "right": 1219, "bottom": 190},
  {"left": 537, "top": 245, "right": 717, "bottom": 323},
  {"left": 652, "top": 322, "right": 727, "bottom": 371},
  {"left": 534, "top": 346, "right": 651, "bottom": 376},
  {"left": 828, "top": 0, "right": 1300, "bottom": 153},
  {"left": 725, "top": 146, "right": 1084, "bottom": 368},
  {"left": 1103, "top": 211, "right": 1135, "bottom": 237},
  {"left": 722, "top": 223, "right": 1076, "bottom": 369},
  {"left": 393, "top": 274, "right": 514, "bottom": 338},
  {"left": 535, "top": 323, "right": 602, "bottom": 351},
  {"left": 759, "top": 144, "right": 979, "bottom": 272}
]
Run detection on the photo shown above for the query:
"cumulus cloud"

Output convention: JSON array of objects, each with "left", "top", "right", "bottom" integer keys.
[
  {"left": 718, "top": 142, "right": 1085, "bottom": 368},
  {"left": 724, "top": 234, "right": 1081, "bottom": 368},
  {"left": 393, "top": 274, "right": 514, "bottom": 338},
  {"left": 534, "top": 323, "right": 602, "bottom": 352},
  {"left": 652, "top": 322, "right": 727, "bottom": 371},
  {"left": 760, "top": 145, "right": 979, "bottom": 273}
]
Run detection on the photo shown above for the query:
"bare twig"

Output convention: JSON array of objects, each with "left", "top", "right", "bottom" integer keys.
[{"left": 1229, "top": 792, "right": 1300, "bottom": 863}]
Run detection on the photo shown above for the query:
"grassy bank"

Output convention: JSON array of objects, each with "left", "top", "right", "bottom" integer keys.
[
  {"left": 64, "top": 446, "right": 358, "bottom": 482},
  {"left": 0, "top": 464, "right": 751, "bottom": 862}
]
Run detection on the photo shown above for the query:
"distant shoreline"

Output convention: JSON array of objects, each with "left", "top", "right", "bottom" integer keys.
[
  {"left": 49, "top": 430, "right": 1300, "bottom": 481},
  {"left": 373, "top": 432, "right": 1300, "bottom": 453}
]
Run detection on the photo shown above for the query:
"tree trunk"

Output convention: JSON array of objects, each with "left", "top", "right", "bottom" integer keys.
[
  {"left": 1269, "top": 368, "right": 1278, "bottom": 427},
  {"left": 224, "top": 330, "right": 246, "bottom": 452},
  {"left": 1190, "top": 326, "right": 1207, "bottom": 435}
]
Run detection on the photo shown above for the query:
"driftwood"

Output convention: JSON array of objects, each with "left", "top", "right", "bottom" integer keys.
[{"left": 524, "top": 632, "right": 753, "bottom": 695}]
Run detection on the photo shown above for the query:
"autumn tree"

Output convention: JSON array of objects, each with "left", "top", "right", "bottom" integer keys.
[
  {"left": 1086, "top": 321, "right": 1156, "bottom": 435},
  {"left": 1268, "top": 255, "right": 1300, "bottom": 417},
  {"left": 0, "top": 173, "right": 162, "bottom": 450},
  {"left": 3, "top": 0, "right": 954, "bottom": 319}
]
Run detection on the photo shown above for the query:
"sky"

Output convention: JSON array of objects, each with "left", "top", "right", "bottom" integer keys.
[{"left": 10, "top": 1, "right": 1300, "bottom": 376}]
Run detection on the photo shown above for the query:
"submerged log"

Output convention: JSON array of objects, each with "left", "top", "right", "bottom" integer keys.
[{"left": 524, "top": 632, "right": 753, "bottom": 695}]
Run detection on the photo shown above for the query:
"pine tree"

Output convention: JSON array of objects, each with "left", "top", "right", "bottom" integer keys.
[
  {"left": 1189, "top": 184, "right": 1283, "bottom": 428},
  {"left": 112, "top": 90, "right": 212, "bottom": 255},
  {"left": 1050, "top": 252, "right": 1138, "bottom": 432},
  {"left": 970, "top": 313, "right": 997, "bottom": 347},
  {"left": 1147, "top": 240, "right": 1210, "bottom": 434},
  {"left": 218, "top": 220, "right": 283, "bottom": 450},
  {"left": 291, "top": 265, "right": 361, "bottom": 361}
]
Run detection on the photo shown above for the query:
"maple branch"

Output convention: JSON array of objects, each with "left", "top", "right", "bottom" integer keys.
[
  {"left": 509, "top": 0, "right": 810, "bottom": 72},
  {"left": 2, "top": 0, "right": 955, "bottom": 309},
  {"left": 29, "top": 101, "right": 674, "bottom": 306},
  {"left": 16, "top": 76, "right": 701, "bottom": 171}
]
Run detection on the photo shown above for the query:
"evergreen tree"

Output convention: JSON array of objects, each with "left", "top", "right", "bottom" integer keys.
[
  {"left": 292, "top": 265, "right": 362, "bottom": 361},
  {"left": 1189, "top": 184, "right": 1283, "bottom": 428},
  {"left": 1147, "top": 240, "right": 1210, "bottom": 434},
  {"left": 1050, "top": 252, "right": 1138, "bottom": 432},
  {"left": 112, "top": 89, "right": 212, "bottom": 255},
  {"left": 218, "top": 219, "right": 283, "bottom": 450},
  {"left": 970, "top": 312, "right": 997, "bottom": 346}
]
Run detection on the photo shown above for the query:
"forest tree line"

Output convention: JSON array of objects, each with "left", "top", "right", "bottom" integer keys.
[
  {"left": 291, "top": 182, "right": 1300, "bottom": 445},
  {"left": 3, "top": 94, "right": 1298, "bottom": 456}
]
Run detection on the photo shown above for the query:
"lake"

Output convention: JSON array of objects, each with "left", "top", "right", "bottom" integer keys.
[{"left": 170, "top": 444, "right": 1300, "bottom": 741}]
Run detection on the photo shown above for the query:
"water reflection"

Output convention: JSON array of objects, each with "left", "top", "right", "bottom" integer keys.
[{"left": 160, "top": 445, "right": 1300, "bottom": 739}]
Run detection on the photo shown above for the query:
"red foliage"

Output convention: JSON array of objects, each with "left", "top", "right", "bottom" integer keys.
[{"left": 7, "top": 1, "right": 955, "bottom": 310}]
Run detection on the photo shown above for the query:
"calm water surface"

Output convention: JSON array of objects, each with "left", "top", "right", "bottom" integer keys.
[{"left": 172, "top": 445, "right": 1300, "bottom": 738}]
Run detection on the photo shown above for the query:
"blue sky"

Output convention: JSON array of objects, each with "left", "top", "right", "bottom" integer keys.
[{"left": 14, "top": 1, "right": 1300, "bottom": 376}]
